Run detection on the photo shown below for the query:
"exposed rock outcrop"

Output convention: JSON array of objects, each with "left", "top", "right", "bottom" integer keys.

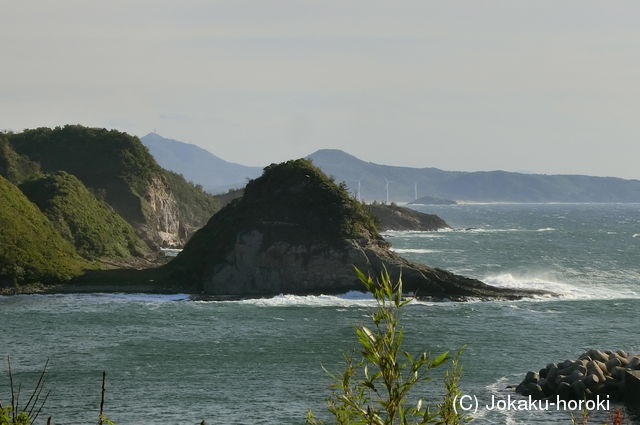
[
  {"left": 166, "top": 159, "right": 549, "bottom": 299},
  {"left": 143, "top": 175, "right": 183, "bottom": 247},
  {"left": 366, "top": 203, "right": 451, "bottom": 231}
]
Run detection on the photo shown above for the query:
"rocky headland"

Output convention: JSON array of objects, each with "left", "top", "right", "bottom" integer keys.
[
  {"left": 165, "top": 159, "right": 548, "bottom": 300},
  {"left": 365, "top": 202, "right": 451, "bottom": 231}
]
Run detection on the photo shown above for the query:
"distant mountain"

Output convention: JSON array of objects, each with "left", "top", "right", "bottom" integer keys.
[
  {"left": 140, "top": 133, "right": 262, "bottom": 194},
  {"left": 307, "top": 149, "right": 640, "bottom": 203}
]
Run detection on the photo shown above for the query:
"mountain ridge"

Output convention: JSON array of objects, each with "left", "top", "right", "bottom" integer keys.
[
  {"left": 140, "top": 132, "right": 262, "bottom": 193},
  {"left": 307, "top": 149, "right": 640, "bottom": 203},
  {"left": 136, "top": 136, "right": 640, "bottom": 203}
]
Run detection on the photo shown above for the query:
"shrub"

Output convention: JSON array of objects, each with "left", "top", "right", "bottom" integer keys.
[{"left": 307, "top": 267, "right": 467, "bottom": 425}]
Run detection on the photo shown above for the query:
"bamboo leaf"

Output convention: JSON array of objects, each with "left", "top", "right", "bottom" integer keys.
[{"left": 432, "top": 351, "right": 450, "bottom": 368}]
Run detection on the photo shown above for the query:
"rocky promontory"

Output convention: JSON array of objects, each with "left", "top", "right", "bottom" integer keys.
[
  {"left": 516, "top": 349, "right": 640, "bottom": 406},
  {"left": 166, "top": 159, "right": 548, "bottom": 300},
  {"left": 365, "top": 202, "right": 451, "bottom": 231}
]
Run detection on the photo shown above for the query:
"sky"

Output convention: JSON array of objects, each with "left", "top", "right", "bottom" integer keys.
[{"left": 2, "top": 1, "right": 640, "bottom": 179}]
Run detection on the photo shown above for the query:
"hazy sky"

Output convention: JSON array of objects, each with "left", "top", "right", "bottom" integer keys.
[{"left": 2, "top": 1, "right": 639, "bottom": 178}]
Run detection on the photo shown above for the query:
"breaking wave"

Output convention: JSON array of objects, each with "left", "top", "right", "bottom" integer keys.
[
  {"left": 390, "top": 248, "right": 441, "bottom": 254},
  {"left": 482, "top": 273, "right": 639, "bottom": 300}
]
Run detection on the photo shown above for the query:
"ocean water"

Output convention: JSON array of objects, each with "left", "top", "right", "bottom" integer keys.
[{"left": 1, "top": 203, "right": 639, "bottom": 424}]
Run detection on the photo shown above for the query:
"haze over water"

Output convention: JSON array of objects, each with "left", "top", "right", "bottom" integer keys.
[{"left": 1, "top": 203, "right": 639, "bottom": 424}]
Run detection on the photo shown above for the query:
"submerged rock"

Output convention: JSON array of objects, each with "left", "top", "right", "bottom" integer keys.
[{"left": 166, "top": 159, "right": 548, "bottom": 299}]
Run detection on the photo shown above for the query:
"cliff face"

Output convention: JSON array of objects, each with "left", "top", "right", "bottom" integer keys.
[
  {"left": 167, "top": 159, "right": 547, "bottom": 300},
  {"left": 143, "top": 175, "right": 183, "bottom": 246},
  {"left": 191, "top": 228, "right": 525, "bottom": 299},
  {"left": 6, "top": 126, "right": 221, "bottom": 248}
]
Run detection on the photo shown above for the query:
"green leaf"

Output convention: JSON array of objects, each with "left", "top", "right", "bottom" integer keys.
[{"left": 432, "top": 351, "right": 450, "bottom": 367}]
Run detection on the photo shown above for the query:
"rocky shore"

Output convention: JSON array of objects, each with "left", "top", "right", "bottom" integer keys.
[
  {"left": 365, "top": 202, "right": 451, "bottom": 231},
  {"left": 516, "top": 349, "right": 640, "bottom": 406}
]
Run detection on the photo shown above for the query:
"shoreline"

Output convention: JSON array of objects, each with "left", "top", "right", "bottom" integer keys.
[{"left": 0, "top": 282, "right": 553, "bottom": 302}]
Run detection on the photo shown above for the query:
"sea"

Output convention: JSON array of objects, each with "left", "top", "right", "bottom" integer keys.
[{"left": 1, "top": 203, "right": 639, "bottom": 424}]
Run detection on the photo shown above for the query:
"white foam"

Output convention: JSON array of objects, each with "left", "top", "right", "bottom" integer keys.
[
  {"left": 483, "top": 273, "right": 583, "bottom": 298},
  {"left": 390, "top": 248, "right": 441, "bottom": 254},
  {"left": 217, "top": 291, "right": 451, "bottom": 308},
  {"left": 483, "top": 273, "right": 639, "bottom": 300},
  {"left": 160, "top": 248, "right": 182, "bottom": 257},
  {"left": 235, "top": 291, "right": 377, "bottom": 307},
  {"left": 382, "top": 230, "right": 446, "bottom": 238},
  {"left": 384, "top": 228, "right": 558, "bottom": 236},
  {"left": 463, "top": 228, "right": 522, "bottom": 233},
  {"left": 633, "top": 233, "right": 639, "bottom": 238},
  {"left": 56, "top": 293, "right": 191, "bottom": 302},
  {"left": 94, "top": 293, "right": 191, "bottom": 302}
]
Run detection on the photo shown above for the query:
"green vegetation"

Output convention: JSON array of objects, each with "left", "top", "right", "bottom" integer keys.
[
  {"left": 0, "top": 135, "right": 41, "bottom": 185},
  {"left": 0, "top": 358, "right": 48, "bottom": 425},
  {"left": 20, "top": 172, "right": 148, "bottom": 260},
  {"left": 161, "top": 169, "right": 222, "bottom": 230},
  {"left": 246, "top": 159, "right": 379, "bottom": 240},
  {"left": 166, "top": 159, "right": 381, "bottom": 288},
  {"left": 7, "top": 125, "right": 161, "bottom": 224},
  {"left": 0, "top": 176, "right": 88, "bottom": 288},
  {"left": 307, "top": 268, "right": 466, "bottom": 425},
  {"left": 6, "top": 126, "right": 223, "bottom": 247}
]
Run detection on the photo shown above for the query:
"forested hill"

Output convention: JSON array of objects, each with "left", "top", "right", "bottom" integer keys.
[{"left": 4, "top": 125, "right": 222, "bottom": 248}]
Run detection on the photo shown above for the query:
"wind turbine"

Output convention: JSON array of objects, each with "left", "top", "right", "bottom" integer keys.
[{"left": 385, "top": 178, "right": 391, "bottom": 204}]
